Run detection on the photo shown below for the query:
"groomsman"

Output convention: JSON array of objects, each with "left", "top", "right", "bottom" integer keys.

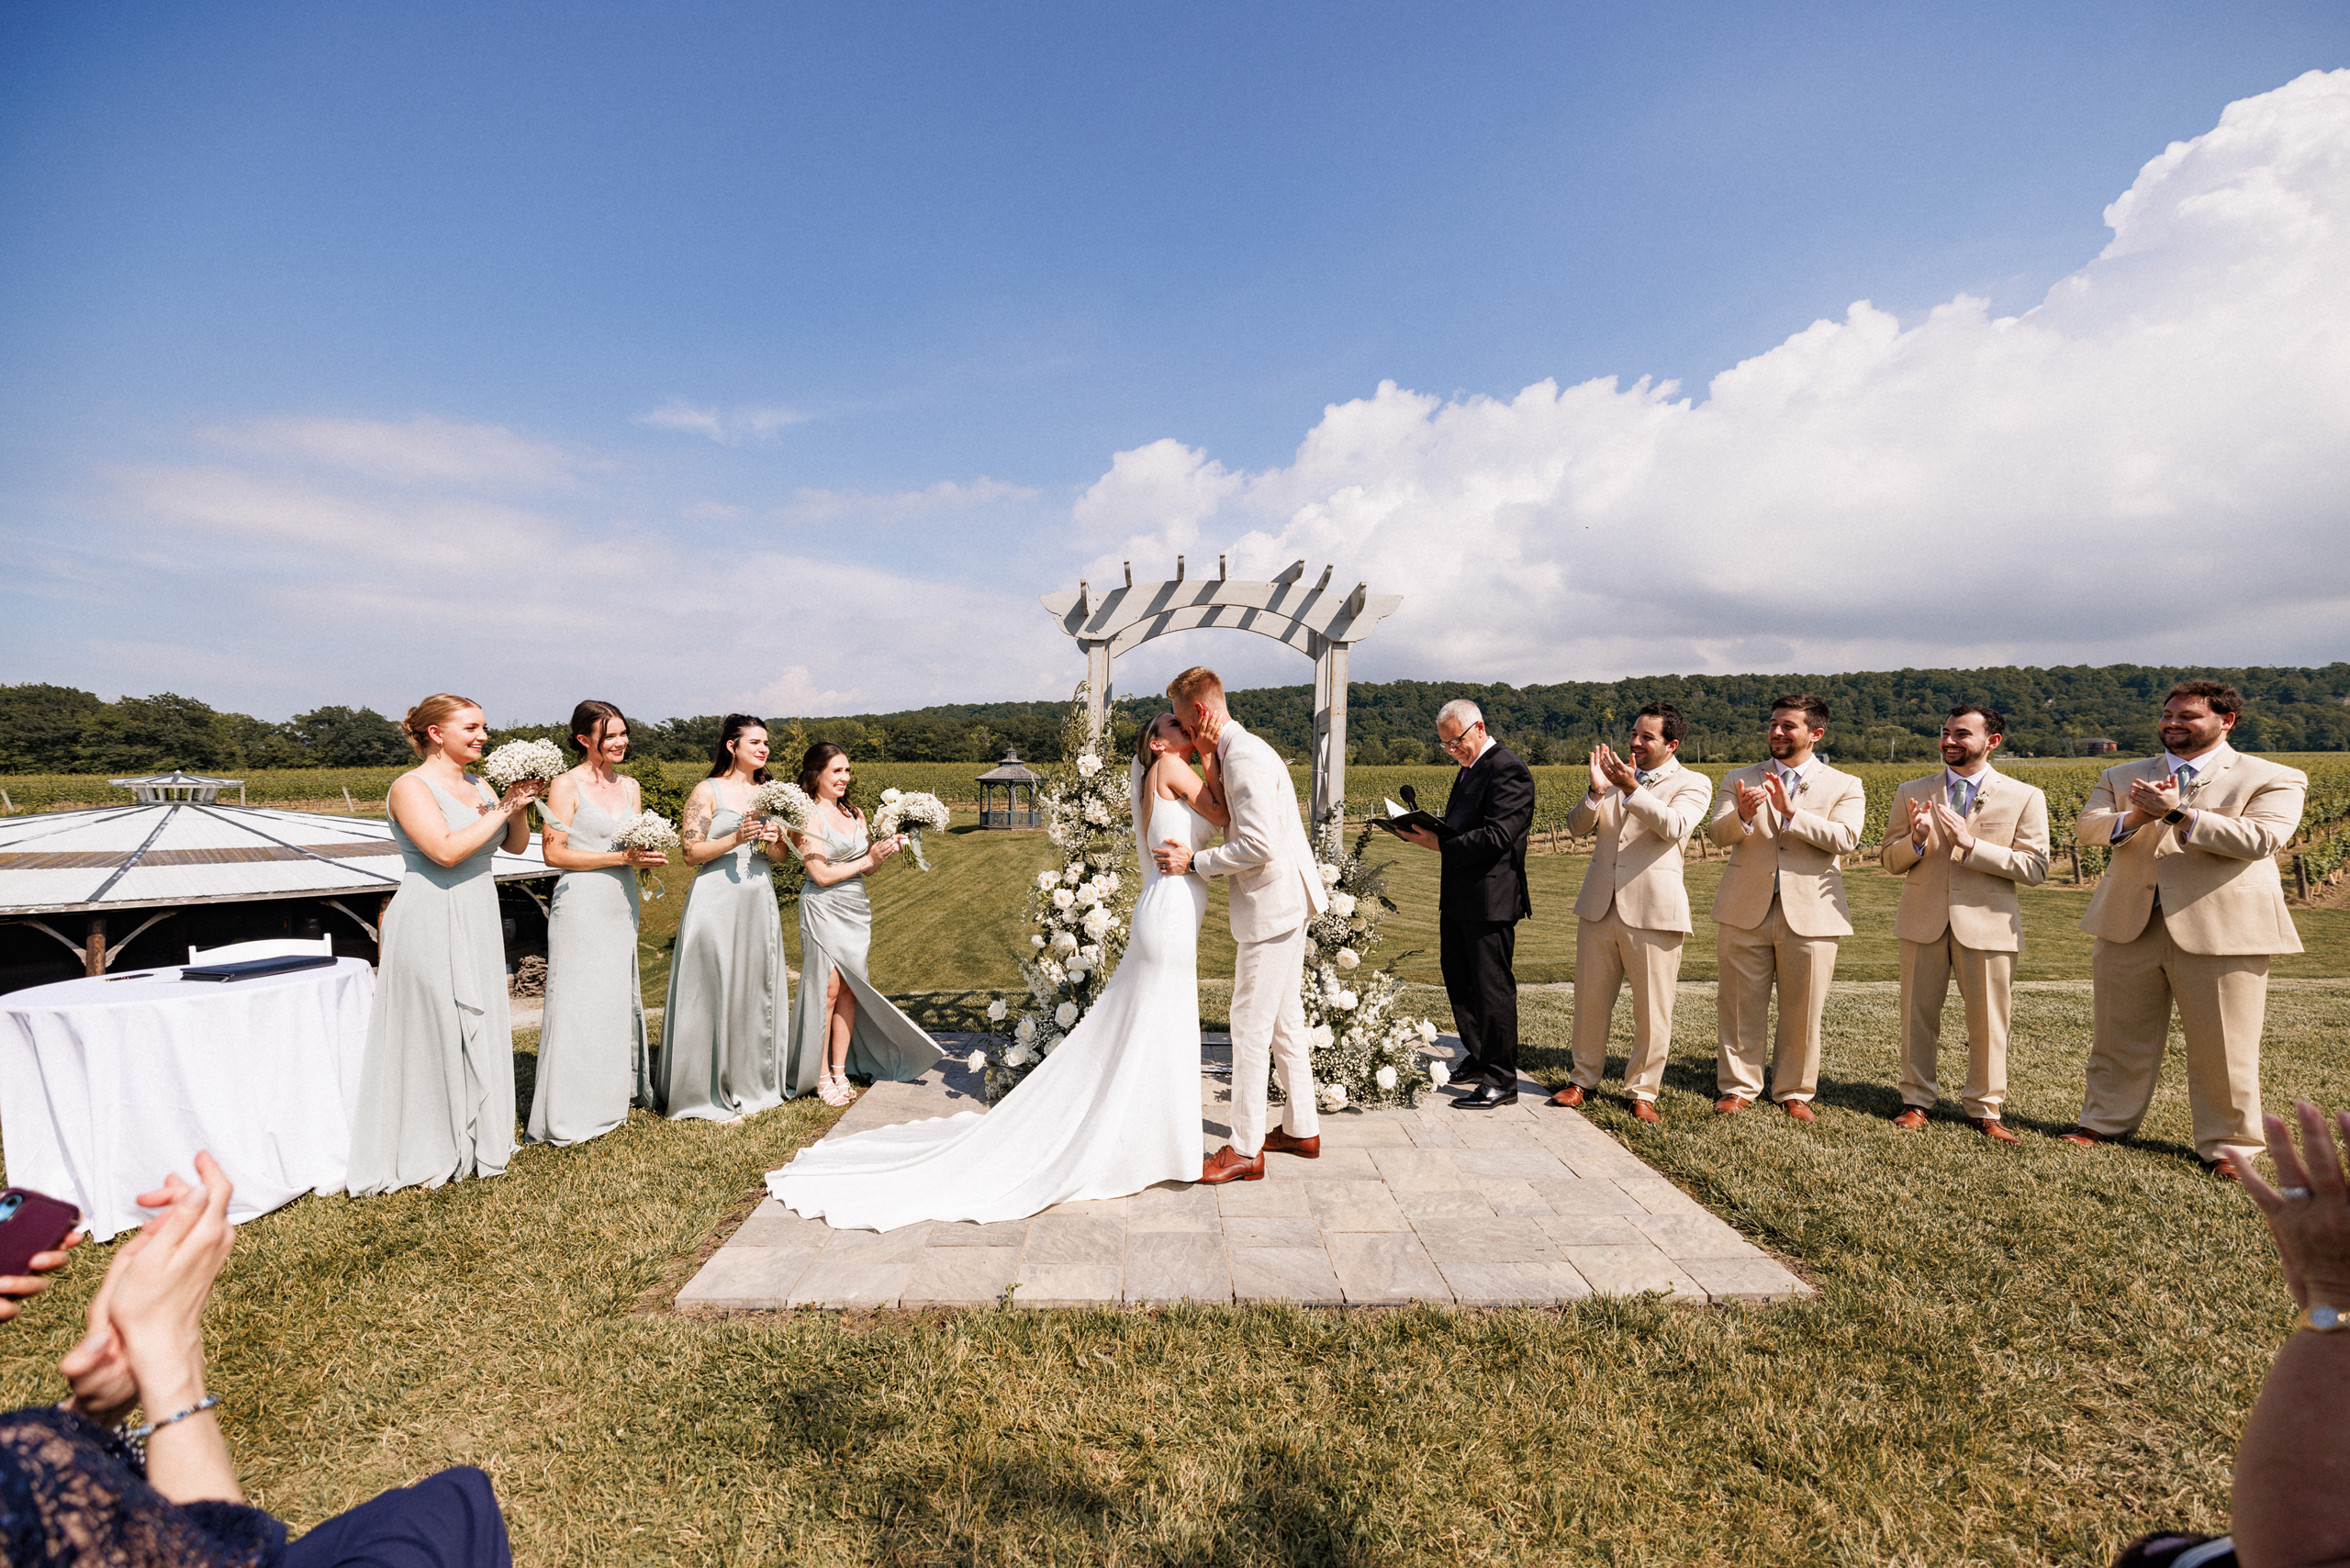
[
  {"left": 1396, "top": 699, "right": 1535, "bottom": 1108},
  {"left": 1881, "top": 704, "right": 2050, "bottom": 1142},
  {"left": 2064, "top": 680, "right": 2307, "bottom": 1176},
  {"left": 1549, "top": 702, "right": 1712, "bottom": 1123},
  {"left": 1707, "top": 695, "right": 1865, "bottom": 1120}
]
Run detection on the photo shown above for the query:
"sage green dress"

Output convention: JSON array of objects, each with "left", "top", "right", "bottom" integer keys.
[
  {"left": 527, "top": 795, "right": 652, "bottom": 1146},
  {"left": 348, "top": 774, "right": 516, "bottom": 1197},
  {"left": 785, "top": 812, "right": 944, "bottom": 1096},
  {"left": 656, "top": 783, "right": 786, "bottom": 1121}
]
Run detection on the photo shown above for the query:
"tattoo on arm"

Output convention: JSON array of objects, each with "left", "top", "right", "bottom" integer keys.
[{"left": 683, "top": 796, "right": 711, "bottom": 845}]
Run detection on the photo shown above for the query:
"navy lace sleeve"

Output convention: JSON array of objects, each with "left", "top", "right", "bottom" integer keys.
[{"left": 0, "top": 1406, "right": 286, "bottom": 1568}]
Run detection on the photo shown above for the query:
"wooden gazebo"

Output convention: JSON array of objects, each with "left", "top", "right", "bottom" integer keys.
[{"left": 976, "top": 749, "right": 1042, "bottom": 829}]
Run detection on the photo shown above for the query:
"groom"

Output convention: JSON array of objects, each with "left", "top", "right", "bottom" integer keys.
[{"left": 1153, "top": 666, "right": 1330, "bottom": 1183}]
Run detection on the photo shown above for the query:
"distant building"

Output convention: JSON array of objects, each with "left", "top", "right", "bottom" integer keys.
[{"left": 2080, "top": 737, "right": 2120, "bottom": 754}]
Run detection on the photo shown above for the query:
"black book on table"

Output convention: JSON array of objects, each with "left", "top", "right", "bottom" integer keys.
[{"left": 179, "top": 955, "right": 339, "bottom": 983}]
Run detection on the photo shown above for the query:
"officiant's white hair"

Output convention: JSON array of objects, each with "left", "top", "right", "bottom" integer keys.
[{"left": 1438, "top": 699, "right": 1483, "bottom": 732}]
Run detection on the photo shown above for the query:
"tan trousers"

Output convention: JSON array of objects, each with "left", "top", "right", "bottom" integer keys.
[
  {"left": 1571, "top": 908, "right": 1684, "bottom": 1101},
  {"left": 2083, "top": 906, "right": 2267, "bottom": 1160},
  {"left": 1897, "top": 933, "right": 2012, "bottom": 1120},
  {"left": 1716, "top": 896, "right": 1838, "bottom": 1103},
  {"left": 1227, "top": 923, "right": 1317, "bottom": 1157}
]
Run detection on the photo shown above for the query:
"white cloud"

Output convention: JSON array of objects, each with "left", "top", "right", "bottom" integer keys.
[
  {"left": 1079, "top": 70, "right": 2350, "bottom": 685},
  {"left": 778, "top": 476, "right": 1038, "bottom": 524},
  {"left": 201, "top": 415, "right": 582, "bottom": 490},
  {"left": 635, "top": 398, "right": 813, "bottom": 444}
]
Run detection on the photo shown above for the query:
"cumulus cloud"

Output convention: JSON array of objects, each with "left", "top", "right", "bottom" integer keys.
[
  {"left": 635, "top": 398, "right": 813, "bottom": 444},
  {"left": 1080, "top": 70, "right": 2350, "bottom": 684}
]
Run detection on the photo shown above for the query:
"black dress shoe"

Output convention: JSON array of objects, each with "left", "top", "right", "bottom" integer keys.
[{"left": 1453, "top": 1081, "right": 1518, "bottom": 1109}]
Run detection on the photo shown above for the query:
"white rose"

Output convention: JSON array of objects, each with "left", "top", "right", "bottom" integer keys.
[
  {"left": 1375, "top": 1064, "right": 1397, "bottom": 1091},
  {"left": 1317, "top": 1083, "right": 1348, "bottom": 1112},
  {"left": 1335, "top": 991, "right": 1358, "bottom": 1011},
  {"left": 1031, "top": 934, "right": 1046, "bottom": 948},
  {"left": 1428, "top": 1059, "right": 1449, "bottom": 1088},
  {"left": 1052, "top": 888, "right": 1075, "bottom": 910},
  {"left": 1067, "top": 965, "right": 1088, "bottom": 984},
  {"left": 1035, "top": 870, "right": 1058, "bottom": 891},
  {"left": 966, "top": 1049, "right": 988, "bottom": 1071},
  {"left": 1040, "top": 1035, "right": 1059, "bottom": 1055},
  {"left": 881, "top": 788, "right": 902, "bottom": 803},
  {"left": 1330, "top": 892, "right": 1356, "bottom": 918},
  {"left": 1307, "top": 1023, "right": 1335, "bottom": 1051},
  {"left": 1418, "top": 1020, "right": 1438, "bottom": 1043},
  {"left": 1081, "top": 908, "right": 1111, "bottom": 938},
  {"left": 1064, "top": 864, "right": 1084, "bottom": 884},
  {"left": 1082, "top": 798, "right": 1109, "bottom": 824},
  {"left": 1319, "top": 863, "right": 1342, "bottom": 886},
  {"left": 1055, "top": 1001, "right": 1079, "bottom": 1027},
  {"left": 1015, "top": 1015, "right": 1037, "bottom": 1044},
  {"left": 1336, "top": 948, "right": 1360, "bottom": 969},
  {"left": 1051, "top": 930, "right": 1079, "bottom": 954},
  {"left": 1080, "top": 944, "right": 1102, "bottom": 963},
  {"left": 1076, "top": 880, "right": 1101, "bottom": 904},
  {"left": 1007, "top": 1044, "right": 1035, "bottom": 1067},
  {"left": 1077, "top": 752, "right": 1102, "bottom": 777},
  {"left": 1098, "top": 873, "right": 1120, "bottom": 895},
  {"left": 1348, "top": 916, "right": 1367, "bottom": 932},
  {"left": 986, "top": 998, "right": 1007, "bottom": 1022}
]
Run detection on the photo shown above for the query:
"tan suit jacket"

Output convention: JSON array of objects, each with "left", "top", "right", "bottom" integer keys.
[
  {"left": 1566, "top": 758, "right": 1713, "bottom": 935},
  {"left": 1707, "top": 761, "right": 1864, "bottom": 937},
  {"left": 2076, "top": 744, "right": 2305, "bottom": 956},
  {"left": 1191, "top": 721, "right": 1329, "bottom": 943},
  {"left": 1882, "top": 769, "right": 2050, "bottom": 952}
]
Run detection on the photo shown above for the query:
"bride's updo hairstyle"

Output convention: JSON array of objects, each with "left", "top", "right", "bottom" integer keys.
[
  {"left": 798, "top": 742, "right": 849, "bottom": 803},
  {"left": 566, "top": 700, "right": 629, "bottom": 759},
  {"left": 704, "top": 714, "right": 770, "bottom": 783},
  {"left": 402, "top": 693, "right": 483, "bottom": 759},
  {"left": 1133, "top": 712, "right": 1175, "bottom": 767}
]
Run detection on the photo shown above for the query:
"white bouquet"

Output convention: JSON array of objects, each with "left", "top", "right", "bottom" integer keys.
[
  {"left": 608, "top": 810, "right": 680, "bottom": 898},
  {"left": 479, "top": 738, "right": 567, "bottom": 794},
  {"left": 871, "top": 788, "right": 949, "bottom": 869},
  {"left": 751, "top": 778, "right": 816, "bottom": 835}
]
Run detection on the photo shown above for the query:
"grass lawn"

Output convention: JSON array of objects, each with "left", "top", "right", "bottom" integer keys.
[{"left": 6, "top": 812, "right": 2346, "bottom": 1562}]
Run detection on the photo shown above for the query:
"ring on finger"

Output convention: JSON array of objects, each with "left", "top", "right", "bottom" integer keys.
[{"left": 2280, "top": 1185, "right": 2314, "bottom": 1202}]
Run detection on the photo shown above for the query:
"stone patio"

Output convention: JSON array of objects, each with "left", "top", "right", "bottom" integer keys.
[{"left": 677, "top": 1037, "right": 1810, "bottom": 1311}]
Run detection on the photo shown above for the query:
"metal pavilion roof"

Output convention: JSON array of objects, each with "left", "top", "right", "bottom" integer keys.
[{"left": 0, "top": 799, "right": 551, "bottom": 917}]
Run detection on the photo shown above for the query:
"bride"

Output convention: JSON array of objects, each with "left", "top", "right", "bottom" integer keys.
[{"left": 765, "top": 711, "right": 1227, "bottom": 1230}]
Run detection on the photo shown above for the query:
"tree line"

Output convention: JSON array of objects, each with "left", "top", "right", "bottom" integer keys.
[{"left": 5, "top": 661, "right": 2345, "bottom": 775}]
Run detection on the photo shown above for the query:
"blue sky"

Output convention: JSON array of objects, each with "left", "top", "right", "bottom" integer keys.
[{"left": 4, "top": 2, "right": 2347, "bottom": 722}]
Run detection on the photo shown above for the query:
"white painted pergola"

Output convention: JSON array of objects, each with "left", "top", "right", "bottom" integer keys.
[{"left": 1040, "top": 556, "right": 1403, "bottom": 823}]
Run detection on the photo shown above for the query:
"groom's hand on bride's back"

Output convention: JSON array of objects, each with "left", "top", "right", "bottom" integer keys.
[{"left": 1153, "top": 837, "right": 1193, "bottom": 875}]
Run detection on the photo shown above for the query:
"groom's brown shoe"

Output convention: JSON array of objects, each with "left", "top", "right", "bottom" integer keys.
[
  {"left": 1196, "top": 1145, "right": 1265, "bottom": 1184},
  {"left": 1262, "top": 1128, "right": 1319, "bottom": 1159}
]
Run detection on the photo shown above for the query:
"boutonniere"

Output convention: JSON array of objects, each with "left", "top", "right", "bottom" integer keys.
[{"left": 1796, "top": 779, "right": 1809, "bottom": 797}]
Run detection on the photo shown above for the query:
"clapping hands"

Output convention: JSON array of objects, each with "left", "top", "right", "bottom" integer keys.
[
  {"left": 1734, "top": 778, "right": 1772, "bottom": 825},
  {"left": 1590, "top": 745, "right": 1637, "bottom": 795},
  {"left": 2128, "top": 774, "right": 2183, "bottom": 825},
  {"left": 61, "top": 1152, "right": 237, "bottom": 1428}
]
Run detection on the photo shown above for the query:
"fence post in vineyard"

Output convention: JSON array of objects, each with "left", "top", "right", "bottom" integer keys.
[
  {"left": 0, "top": 788, "right": 12, "bottom": 814},
  {"left": 342, "top": 786, "right": 355, "bottom": 813},
  {"left": 2296, "top": 853, "right": 2310, "bottom": 902},
  {"left": 2070, "top": 845, "right": 2081, "bottom": 883}
]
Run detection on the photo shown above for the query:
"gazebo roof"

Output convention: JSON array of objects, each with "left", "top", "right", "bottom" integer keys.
[
  {"left": 107, "top": 769, "right": 242, "bottom": 803},
  {"left": 0, "top": 798, "right": 550, "bottom": 916},
  {"left": 975, "top": 748, "right": 1040, "bottom": 784}
]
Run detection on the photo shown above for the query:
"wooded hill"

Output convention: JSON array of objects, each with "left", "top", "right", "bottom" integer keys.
[{"left": 6, "top": 661, "right": 2345, "bottom": 775}]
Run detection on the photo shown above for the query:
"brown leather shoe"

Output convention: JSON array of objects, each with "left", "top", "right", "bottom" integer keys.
[
  {"left": 1550, "top": 1084, "right": 1590, "bottom": 1108},
  {"left": 1780, "top": 1098, "right": 1817, "bottom": 1124},
  {"left": 1970, "top": 1117, "right": 2020, "bottom": 1145},
  {"left": 2055, "top": 1126, "right": 2108, "bottom": 1148},
  {"left": 1196, "top": 1145, "right": 1265, "bottom": 1184},
  {"left": 1714, "top": 1094, "right": 1751, "bottom": 1114},
  {"left": 1262, "top": 1128, "right": 1320, "bottom": 1159},
  {"left": 1891, "top": 1107, "right": 1929, "bottom": 1130},
  {"left": 1628, "top": 1098, "right": 1661, "bottom": 1125},
  {"left": 2200, "top": 1156, "right": 2243, "bottom": 1182}
]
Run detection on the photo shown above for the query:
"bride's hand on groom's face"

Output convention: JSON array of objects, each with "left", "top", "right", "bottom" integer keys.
[{"left": 1152, "top": 837, "right": 1193, "bottom": 876}]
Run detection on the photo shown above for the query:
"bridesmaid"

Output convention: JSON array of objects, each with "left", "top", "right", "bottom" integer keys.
[
  {"left": 787, "top": 743, "right": 944, "bottom": 1105},
  {"left": 528, "top": 700, "right": 666, "bottom": 1147},
  {"left": 347, "top": 693, "right": 542, "bottom": 1197},
  {"left": 656, "top": 714, "right": 789, "bottom": 1122}
]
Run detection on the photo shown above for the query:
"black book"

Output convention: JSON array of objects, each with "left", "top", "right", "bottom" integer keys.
[
  {"left": 179, "top": 954, "right": 339, "bottom": 983},
  {"left": 1366, "top": 784, "right": 1459, "bottom": 841}
]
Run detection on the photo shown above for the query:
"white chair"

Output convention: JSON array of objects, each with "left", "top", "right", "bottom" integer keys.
[{"left": 187, "top": 935, "right": 333, "bottom": 965}]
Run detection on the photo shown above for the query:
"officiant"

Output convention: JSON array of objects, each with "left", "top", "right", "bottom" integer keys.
[{"left": 1394, "top": 699, "right": 1535, "bottom": 1108}]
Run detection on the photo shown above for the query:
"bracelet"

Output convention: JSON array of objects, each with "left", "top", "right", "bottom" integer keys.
[{"left": 126, "top": 1394, "right": 220, "bottom": 1441}]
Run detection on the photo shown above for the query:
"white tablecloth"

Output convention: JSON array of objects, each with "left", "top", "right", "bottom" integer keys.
[{"left": 0, "top": 958, "right": 375, "bottom": 1239}]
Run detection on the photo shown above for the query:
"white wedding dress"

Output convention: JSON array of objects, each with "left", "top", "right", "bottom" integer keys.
[{"left": 765, "top": 774, "right": 1211, "bottom": 1231}]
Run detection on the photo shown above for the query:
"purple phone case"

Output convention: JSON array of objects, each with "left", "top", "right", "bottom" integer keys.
[{"left": 0, "top": 1189, "right": 81, "bottom": 1280}]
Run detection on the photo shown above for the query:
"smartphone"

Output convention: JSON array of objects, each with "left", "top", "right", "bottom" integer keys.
[{"left": 0, "top": 1188, "right": 81, "bottom": 1281}]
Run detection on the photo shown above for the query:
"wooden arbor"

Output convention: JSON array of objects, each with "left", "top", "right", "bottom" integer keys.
[
  {"left": 975, "top": 749, "right": 1043, "bottom": 829},
  {"left": 1040, "top": 557, "right": 1403, "bottom": 823}
]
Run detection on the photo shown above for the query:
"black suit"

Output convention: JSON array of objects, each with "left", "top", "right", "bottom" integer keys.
[{"left": 1438, "top": 742, "right": 1535, "bottom": 1087}]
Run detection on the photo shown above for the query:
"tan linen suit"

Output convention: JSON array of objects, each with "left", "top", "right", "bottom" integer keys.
[
  {"left": 2076, "top": 744, "right": 2306, "bottom": 1160},
  {"left": 1707, "top": 762, "right": 1865, "bottom": 1103},
  {"left": 1881, "top": 769, "right": 2049, "bottom": 1120},
  {"left": 1564, "top": 759, "right": 1714, "bottom": 1100}
]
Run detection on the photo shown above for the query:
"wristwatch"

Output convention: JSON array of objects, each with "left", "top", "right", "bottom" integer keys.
[
  {"left": 2297, "top": 1304, "right": 2346, "bottom": 1333},
  {"left": 2163, "top": 807, "right": 2188, "bottom": 825}
]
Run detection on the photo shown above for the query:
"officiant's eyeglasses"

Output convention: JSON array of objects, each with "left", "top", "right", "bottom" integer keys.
[{"left": 1438, "top": 722, "right": 1483, "bottom": 758}]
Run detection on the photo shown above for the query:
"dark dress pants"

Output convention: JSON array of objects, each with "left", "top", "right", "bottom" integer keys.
[
  {"left": 284, "top": 1466, "right": 510, "bottom": 1568},
  {"left": 1440, "top": 917, "right": 1519, "bottom": 1087}
]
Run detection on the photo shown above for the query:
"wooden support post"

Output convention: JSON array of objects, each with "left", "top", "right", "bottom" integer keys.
[
  {"left": 2069, "top": 845, "right": 2082, "bottom": 883},
  {"left": 1309, "top": 637, "right": 1348, "bottom": 825},
  {"left": 84, "top": 915, "right": 106, "bottom": 979},
  {"left": 2295, "top": 852, "right": 2310, "bottom": 902},
  {"left": 1084, "top": 642, "right": 1112, "bottom": 746},
  {"left": 342, "top": 786, "right": 356, "bottom": 813}
]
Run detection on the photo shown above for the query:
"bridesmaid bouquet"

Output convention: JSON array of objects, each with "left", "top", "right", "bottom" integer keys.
[
  {"left": 608, "top": 810, "right": 680, "bottom": 898},
  {"left": 480, "top": 738, "right": 567, "bottom": 794},
  {"left": 751, "top": 779, "right": 816, "bottom": 836},
  {"left": 872, "top": 789, "right": 949, "bottom": 869}
]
